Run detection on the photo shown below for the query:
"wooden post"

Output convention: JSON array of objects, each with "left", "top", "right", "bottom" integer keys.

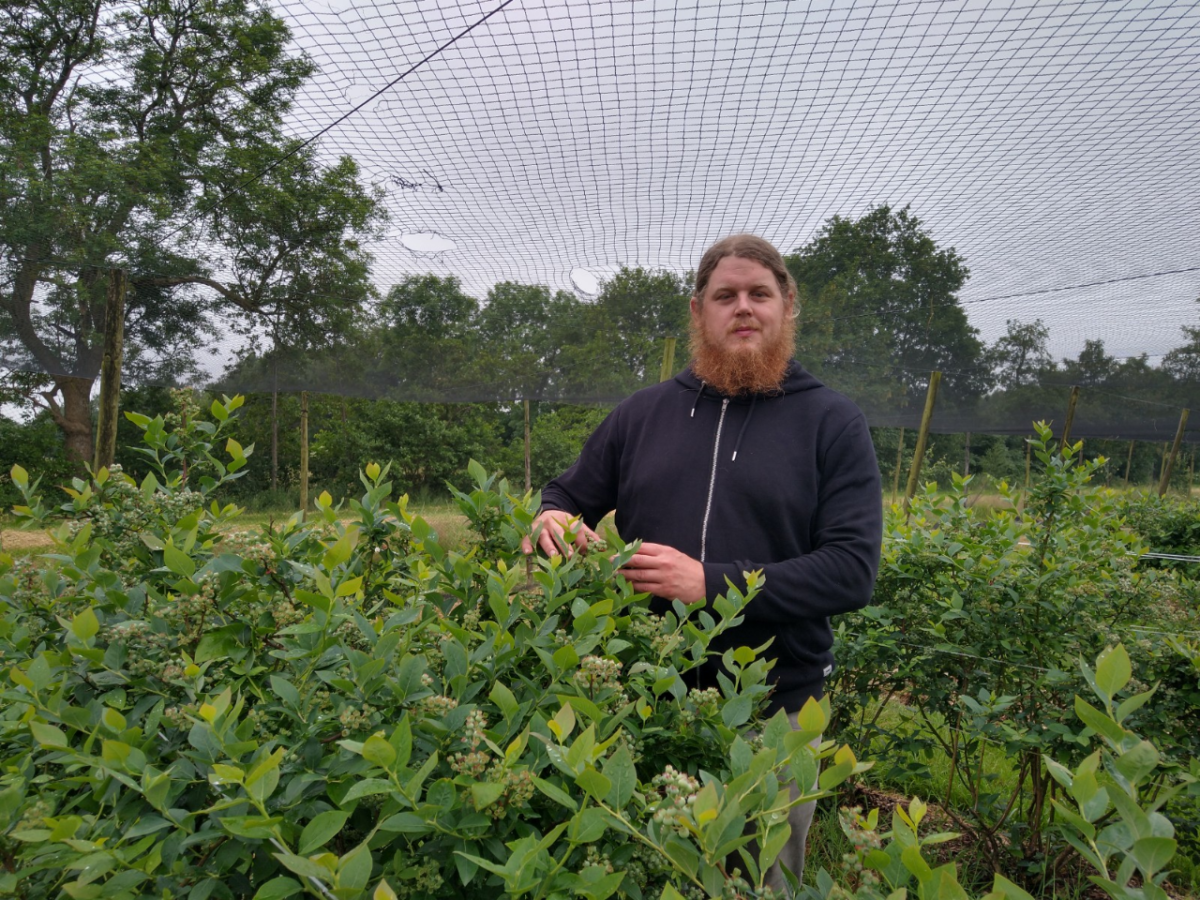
[
  {"left": 1124, "top": 440, "right": 1135, "bottom": 487},
  {"left": 1060, "top": 385, "right": 1080, "bottom": 452},
  {"left": 523, "top": 399, "right": 532, "bottom": 493},
  {"left": 904, "top": 371, "right": 941, "bottom": 517},
  {"left": 299, "top": 391, "right": 309, "bottom": 518},
  {"left": 271, "top": 355, "right": 279, "bottom": 494},
  {"left": 1190, "top": 448, "right": 1196, "bottom": 498},
  {"left": 892, "top": 427, "right": 905, "bottom": 502},
  {"left": 1158, "top": 409, "right": 1189, "bottom": 498},
  {"left": 1019, "top": 436, "right": 1032, "bottom": 514},
  {"left": 524, "top": 398, "right": 534, "bottom": 585},
  {"left": 659, "top": 337, "right": 677, "bottom": 383},
  {"left": 963, "top": 431, "right": 971, "bottom": 476},
  {"left": 92, "top": 268, "right": 127, "bottom": 472}
]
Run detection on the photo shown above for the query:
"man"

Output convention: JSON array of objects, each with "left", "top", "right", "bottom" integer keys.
[{"left": 522, "top": 234, "right": 882, "bottom": 890}]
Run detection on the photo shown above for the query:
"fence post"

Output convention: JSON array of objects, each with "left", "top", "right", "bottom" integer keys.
[
  {"left": 299, "top": 391, "right": 309, "bottom": 519},
  {"left": 1060, "top": 385, "right": 1080, "bottom": 452},
  {"left": 1158, "top": 409, "right": 1189, "bottom": 498},
  {"left": 963, "top": 431, "right": 971, "bottom": 476},
  {"left": 1124, "top": 440, "right": 1135, "bottom": 487},
  {"left": 904, "top": 371, "right": 941, "bottom": 518},
  {"left": 892, "top": 427, "right": 905, "bottom": 502},
  {"left": 659, "top": 337, "right": 677, "bottom": 383},
  {"left": 92, "top": 268, "right": 127, "bottom": 472},
  {"left": 524, "top": 399, "right": 532, "bottom": 493}
]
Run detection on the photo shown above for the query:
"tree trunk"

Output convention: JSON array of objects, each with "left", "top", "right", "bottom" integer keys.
[{"left": 54, "top": 376, "right": 95, "bottom": 465}]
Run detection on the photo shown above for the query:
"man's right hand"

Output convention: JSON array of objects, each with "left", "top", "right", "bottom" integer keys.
[{"left": 521, "top": 509, "right": 600, "bottom": 557}]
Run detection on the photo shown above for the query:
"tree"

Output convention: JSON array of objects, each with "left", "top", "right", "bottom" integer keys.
[
  {"left": 1162, "top": 325, "right": 1200, "bottom": 384},
  {"left": 985, "top": 319, "right": 1054, "bottom": 388},
  {"left": 786, "top": 205, "right": 986, "bottom": 412},
  {"left": 1060, "top": 338, "right": 1117, "bottom": 387},
  {"left": 0, "top": 0, "right": 382, "bottom": 462}
]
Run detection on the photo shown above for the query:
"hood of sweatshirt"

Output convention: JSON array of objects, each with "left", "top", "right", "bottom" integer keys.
[
  {"left": 672, "top": 359, "right": 826, "bottom": 402},
  {"left": 673, "top": 359, "right": 827, "bottom": 462}
]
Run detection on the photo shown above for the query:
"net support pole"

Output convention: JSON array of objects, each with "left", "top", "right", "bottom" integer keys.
[
  {"left": 1124, "top": 440, "right": 1135, "bottom": 487},
  {"left": 1060, "top": 385, "right": 1080, "bottom": 452},
  {"left": 963, "top": 431, "right": 971, "bottom": 476},
  {"left": 659, "top": 337, "right": 677, "bottom": 382},
  {"left": 299, "top": 391, "right": 309, "bottom": 519},
  {"left": 891, "top": 427, "right": 905, "bottom": 502},
  {"left": 1157, "top": 409, "right": 1189, "bottom": 498},
  {"left": 524, "top": 398, "right": 534, "bottom": 586},
  {"left": 1191, "top": 449, "right": 1196, "bottom": 497},
  {"left": 904, "top": 371, "right": 941, "bottom": 518},
  {"left": 1019, "top": 436, "right": 1032, "bottom": 514},
  {"left": 92, "top": 268, "right": 127, "bottom": 472},
  {"left": 523, "top": 399, "right": 532, "bottom": 493}
]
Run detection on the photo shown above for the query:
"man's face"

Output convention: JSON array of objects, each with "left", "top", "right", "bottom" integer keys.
[{"left": 690, "top": 256, "right": 793, "bottom": 354}]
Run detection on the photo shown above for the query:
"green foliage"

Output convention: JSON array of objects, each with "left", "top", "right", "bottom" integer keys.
[
  {"left": 802, "top": 645, "right": 1199, "bottom": 900},
  {"left": 832, "top": 422, "right": 1200, "bottom": 874},
  {"left": 1118, "top": 493, "right": 1200, "bottom": 576},
  {"left": 0, "top": 413, "right": 73, "bottom": 510},
  {"left": 1, "top": 397, "right": 873, "bottom": 899}
]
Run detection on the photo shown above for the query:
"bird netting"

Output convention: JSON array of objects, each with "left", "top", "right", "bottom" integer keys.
[{"left": 3, "top": 0, "right": 1200, "bottom": 441}]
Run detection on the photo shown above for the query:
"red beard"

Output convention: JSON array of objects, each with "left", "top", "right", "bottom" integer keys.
[{"left": 688, "top": 313, "right": 796, "bottom": 396}]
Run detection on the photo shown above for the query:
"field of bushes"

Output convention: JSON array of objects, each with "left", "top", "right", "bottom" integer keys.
[{"left": 1, "top": 399, "right": 1198, "bottom": 899}]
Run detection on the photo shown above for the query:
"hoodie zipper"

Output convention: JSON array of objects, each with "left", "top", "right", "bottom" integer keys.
[{"left": 699, "top": 398, "right": 729, "bottom": 562}]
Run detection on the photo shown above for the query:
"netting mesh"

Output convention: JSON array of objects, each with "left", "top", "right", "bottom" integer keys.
[{"left": 4, "top": 0, "right": 1200, "bottom": 440}]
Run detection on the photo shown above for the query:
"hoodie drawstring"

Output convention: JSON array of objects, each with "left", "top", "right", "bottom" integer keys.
[
  {"left": 730, "top": 394, "right": 757, "bottom": 462},
  {"left": 690, "top": 382, "right": 759, "bottom": 462}
]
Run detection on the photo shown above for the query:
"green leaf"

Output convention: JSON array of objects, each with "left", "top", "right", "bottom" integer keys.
[
  {"left": 30, "top": 720, "right": 69, "bottom": 748},
  {"left": 377, "top": 813, "right": 433, "bottom": 835},
  {"left": 575, "top": 766, "right": 612, "bottom": 800},
  {"left": 489, "top": 681, "right": 519, "bottom": 720},
  {"left": 602, "top": 744, "right": 636, "bottom": 809},
  {"left": 721, "top": 694, "right": 752, "bottom": 728},
  {"left": 533, "top": 776, "right": 578, "bottom": 811},
  {"left": 343, "top": 778, "right": 394, "bottom": 801},
  {"left": 70, "top": 608, "right": 99, "bottom": 642},
  {"left": 1074, "top": 697, "right": 1126, "bottom": 744},
  {"left": 362, "top": 733, "right": 397, "bottom": 769},
  {"left": 252, "top": 877, "right": 303, "bottom": 899},
  {"left": 298, "top": 810, "right": 350, "bottom": 855},
  {"left": 988, "top": 875, "right": 1037, "bottom": 900},
  {"left": 568, "top": 807, "right": 608, "bottom": 843},
  {"left": 210, "top": 400, "right": 229, "bottom": 422},
  {"left": 1130, "top": 836, "right": 1176, "bottom": 876},
  {"left": 471, "top": 781, "right": 505, "bottom": 810},
  {"left": 162, "top": 543, "right": 195, "bottom": 578},
  {"left": 10, "top": 464, "right": 28, "bottom": 488},
  {"left": 1094, "top": 645, "right": 1132, "bottom": 700}
]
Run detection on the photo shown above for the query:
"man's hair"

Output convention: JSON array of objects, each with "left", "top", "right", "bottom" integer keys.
[{"left": 693, "top": 234, "right": 798, "bottom": 304}]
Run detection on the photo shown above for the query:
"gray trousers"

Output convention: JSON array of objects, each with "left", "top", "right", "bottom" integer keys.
[{"left": 763, "top": 710, "right": 821, "bottom": 893}]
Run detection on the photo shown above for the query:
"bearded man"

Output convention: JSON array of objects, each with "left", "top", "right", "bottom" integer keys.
[{"left": 523, "top": 234, "right": 882, "bottom": 890}]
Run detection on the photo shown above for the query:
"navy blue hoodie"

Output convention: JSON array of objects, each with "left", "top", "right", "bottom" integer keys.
[{"left": 540, "top": 361, "right": 883, "bottom": 712}]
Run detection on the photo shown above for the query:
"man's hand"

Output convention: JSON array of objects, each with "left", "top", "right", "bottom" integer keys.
[
  {"left": 617, "top": 542, "right": 706, "bottom": 604},
  {"left": 521, "top": 509, "right": 600, "bottom": 557}
]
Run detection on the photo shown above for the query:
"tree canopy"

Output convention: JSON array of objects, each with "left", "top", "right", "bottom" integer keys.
[{"left": 0, "top": 0, "right": 383, "bottom": 460}]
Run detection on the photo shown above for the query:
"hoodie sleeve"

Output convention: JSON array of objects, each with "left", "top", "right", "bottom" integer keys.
[
  {"left": 701, "top": 412, "right": 882, "bottom": 622},
  {"left": 538, "top": 406, "right": 622, "bottom": 529}
]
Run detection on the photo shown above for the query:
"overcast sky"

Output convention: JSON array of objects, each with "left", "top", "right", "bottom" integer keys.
[{"left": 261, "top": 0, "right": 1200, "bottom": 365}]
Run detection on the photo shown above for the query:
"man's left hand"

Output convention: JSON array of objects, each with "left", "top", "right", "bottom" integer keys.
[{"left": 616, "top": 542, "right": 706, "bottom": 604}]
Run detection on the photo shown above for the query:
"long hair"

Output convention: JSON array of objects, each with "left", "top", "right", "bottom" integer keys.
[{"left": 692, "top": 234, "right": 797, "bottom": 304}]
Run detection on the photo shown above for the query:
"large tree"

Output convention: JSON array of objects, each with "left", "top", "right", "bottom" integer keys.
[
  {"left": 0, "top": 0, "right": 382, "bottom": 462},
  {"left": 786, "top": 205, "right": 987, "bottom": 413}
]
